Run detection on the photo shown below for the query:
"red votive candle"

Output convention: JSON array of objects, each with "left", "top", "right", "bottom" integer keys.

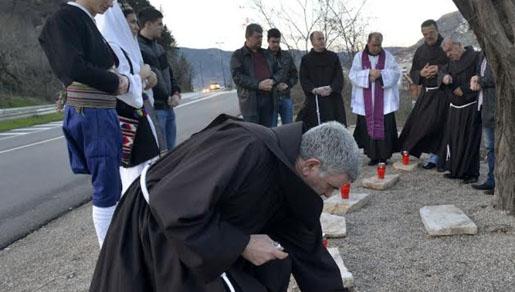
[
  {"left": 340, "top": 183, "right": 350, "bottom": 200},
  {"left": 377, "top": 163, "right": 386, "bottom": 179},
  {"left": 402, "top": 151, "right": 410, "bottom": 165}
]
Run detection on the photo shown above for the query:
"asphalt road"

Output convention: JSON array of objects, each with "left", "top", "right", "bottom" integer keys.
[{"left": 0, "top": 90, "right": 239, "bottom": 248}]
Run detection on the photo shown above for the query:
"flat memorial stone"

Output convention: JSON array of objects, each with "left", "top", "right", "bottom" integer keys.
[
  {"left": 362, "top": 174, "right": 400, "bottom": 190},
  {"left": 323, "top": 193, "right": 370, "bottom": 215},
  {"left": 328, "top": 247, "right": 354, "bottom": 288},
  {"left": 393, "top": 161, "right": 418, "bottom": 171},
  {"left": 320, "top": 212, "right": 346, "bottom": 238},
  {"left": 287, "top": 247, "right": 354, "bottom": 291},
  {"left": 420, "top": 205, "right": 478, "bottom": 236}
]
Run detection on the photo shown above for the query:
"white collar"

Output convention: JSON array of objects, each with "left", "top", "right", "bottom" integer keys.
[{"left": 67, "top": 1, "right": 95, "bottom": 22}]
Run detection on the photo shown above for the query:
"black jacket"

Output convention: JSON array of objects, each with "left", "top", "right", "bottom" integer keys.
[
  {"left": 230, "top": 46, "right": 284, "bottom": 117},
  {"left": 269, "top": 48, "right": 298, "bottom": 98},
  {"left": 476, "top": 53, "right": 496, "bottom": 128},
  {"left": 138, "top": 35, "right": 181, "bottom": 110}
]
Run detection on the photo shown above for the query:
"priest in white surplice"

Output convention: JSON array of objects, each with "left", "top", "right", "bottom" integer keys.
[{"left": 349, "top": 32, "right": 401, "bottom": 165}]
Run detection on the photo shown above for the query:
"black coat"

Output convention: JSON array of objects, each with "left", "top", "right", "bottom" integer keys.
[
  {"left": 90, "top": 115, "right": 345, "bottom": 292},
  {"left": 298, "top": 49, "right": 346, "bottom": 129},
  {"left": 476, "top": 54, "right": 496, "bottom": 128}
]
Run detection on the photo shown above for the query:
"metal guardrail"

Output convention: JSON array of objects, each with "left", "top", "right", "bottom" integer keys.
[
  {"left": 0, "top": 105, "right": 56, "bottom": 121},
  {"left": 0, "top": 90, "right": 234, "bottom": 121}
]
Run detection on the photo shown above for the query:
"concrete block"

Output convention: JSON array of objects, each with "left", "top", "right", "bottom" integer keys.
[
  {"left": 320, "top": 213, "right": 346, "bottom": 238},
  {"left": 362, "top": 174, "right": 400, "bottom": 190},
  {"left": 420, "top": 205, "right": 478, "bottom": 236},
  {"left": 323, "top": 193, "right": 370, "bottom": 215}
]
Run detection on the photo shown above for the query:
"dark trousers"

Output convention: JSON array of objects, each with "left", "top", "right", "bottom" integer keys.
[{"left": 243, "top": 94, "right": 274, "bottom": 127}]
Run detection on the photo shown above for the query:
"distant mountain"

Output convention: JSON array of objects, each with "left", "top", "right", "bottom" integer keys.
[
  {"left": 390, "top": 11, "right": 478, "bottom": 71},
  {"left": 181, "top": 11, "right": 478, "bottom": 89}
]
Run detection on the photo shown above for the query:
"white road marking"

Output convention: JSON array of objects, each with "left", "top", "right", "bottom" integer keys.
[{"left": 0, "top": 136, "right": 64, "bottom": 155}]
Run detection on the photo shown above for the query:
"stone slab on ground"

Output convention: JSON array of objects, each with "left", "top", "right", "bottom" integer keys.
[
  {"left": 419, "top": 204, "right": 478, "bottom": 236},
  {"left": 328, "top": 247, "right": 354, "bottom": 288},
  {"left": 362, "top": 174, "right": 400, "bottom": 190},
  {"left": 393, "top": 161, "right": 418, "bottom": 171},
  {"left": 320, "top": 212, "right": 346, "bottom": 238},
  {"left": 323, "top": 193, "right": 370, "bottom": 215},
  {"left": 287, "top": 247, "right": 353, "bottom": 291}
]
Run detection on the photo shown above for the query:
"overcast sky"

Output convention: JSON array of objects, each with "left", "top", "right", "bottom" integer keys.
[{"left": 149, "top": 0, "right": 458, "bottom": 51}]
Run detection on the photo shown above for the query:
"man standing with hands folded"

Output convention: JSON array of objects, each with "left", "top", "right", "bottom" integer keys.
[
  {"left": 231, "top": 23, "right": 284, "bottom": 127},
  {"left": 298, "top": 31, "right": 347, "bottom": 130}
]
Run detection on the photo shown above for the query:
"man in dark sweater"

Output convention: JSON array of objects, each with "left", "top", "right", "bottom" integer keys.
[
  {"left": 138, "top": 7, "right": 181, "bottom": 150},
  {"left": 231, "top": 24, "right": 283, "bottom": 127}
]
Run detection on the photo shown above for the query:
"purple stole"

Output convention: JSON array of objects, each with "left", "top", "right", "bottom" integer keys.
[{"left": 361, "top": 49, "right": 385, "bottom": 140}]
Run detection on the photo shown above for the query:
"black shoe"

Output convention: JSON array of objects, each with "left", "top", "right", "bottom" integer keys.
[
  {"left": 463, "top": 177, "right": 479, "bottom": 184},
  {"left": 379, "top": 159, "right": 388, "bottom": 165},
  {"left": 423, "top": 162, "right": 436, "bottom": 170},
  {"left": 444, "top": 173, "right": 458, "bottom": 179},
  {"left": 472, "top": 182, "right": 494, "bottom": 191},
  {"left": 484, "top": 189, "right": 494, "bottom": 195},
  {"left": 368, "top": 159, "right": 379, "bottom": 166},
  {"left": 437, "top": 165, "right": 446, "bottom": 172}
]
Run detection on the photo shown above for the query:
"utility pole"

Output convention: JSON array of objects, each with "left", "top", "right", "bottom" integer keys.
[{"left": 215, "top": 42, "right": 227, "bottom": 88}]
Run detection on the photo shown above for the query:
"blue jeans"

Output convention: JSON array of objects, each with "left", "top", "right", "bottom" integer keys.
[
  {"left": 483, "top": 127, "right": 495, "bottom": 187},
  {"left": 425, "top": 153, "right": 439, "bottom": 165},
  {"left": 155, "top": 109, "right": 177, "bottom": 150},
  {"left": 272, "top": 97, "right": 293, "bottom": 127}
]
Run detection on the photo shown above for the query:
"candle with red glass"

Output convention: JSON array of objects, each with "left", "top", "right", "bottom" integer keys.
[
  {"left": 377, "top": 162, "right": 386, "bottom": 179},
  {"left": 402, "top": 151, "right": 410, "bottom": 165}
]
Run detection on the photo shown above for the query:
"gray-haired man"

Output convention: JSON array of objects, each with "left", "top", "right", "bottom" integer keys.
[{"left": 91, "top": 114, "right": 358, "bottom": 292}]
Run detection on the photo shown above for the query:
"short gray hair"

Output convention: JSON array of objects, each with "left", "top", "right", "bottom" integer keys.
[{"left": 299, "top": 122, "right": 360, "bottom": 181}]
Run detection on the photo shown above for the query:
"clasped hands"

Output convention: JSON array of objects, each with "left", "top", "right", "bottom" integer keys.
[{"left": 312, "top": 85, "right": 332, "bottom": 97}]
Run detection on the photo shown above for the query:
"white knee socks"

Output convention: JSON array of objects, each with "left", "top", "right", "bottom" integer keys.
[{"left": 92, "top": 205, "right": 117, "bottom": 248}]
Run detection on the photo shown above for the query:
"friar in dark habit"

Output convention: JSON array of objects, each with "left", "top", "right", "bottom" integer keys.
[
  {"left": 439, "top": 37, "right": 482, "bottom": 183},
  {"left": 298, "top": 31, "right": 347, "bottom": 130},
  {"left": 398, "top": 19, "right": 450, "bottom": 170},
  {"left": 89, "top": 114, "right": 360, "bottom": 292}
]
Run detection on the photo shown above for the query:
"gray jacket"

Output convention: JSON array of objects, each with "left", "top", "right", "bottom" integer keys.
[
  {"left": 138, "top": 35, "right": 181, "bottom": 110},
  {"left": 230, "top": 46, "right": 283, "bottom": 117},
  {"left": 477, "top": 54, "right": 496, "bottom": 128},
  {"left": 269, "top": 48, "right": 298, "bottom": 98}
]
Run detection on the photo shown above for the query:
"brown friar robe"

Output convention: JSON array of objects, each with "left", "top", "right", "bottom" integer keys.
[{"left": 89, "top": 115, "right": 346, "bottom": 292}]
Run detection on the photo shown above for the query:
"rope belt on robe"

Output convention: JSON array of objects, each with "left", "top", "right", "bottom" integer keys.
[{"left": 362, "top": 49, "right": 386, "bottom": 140}]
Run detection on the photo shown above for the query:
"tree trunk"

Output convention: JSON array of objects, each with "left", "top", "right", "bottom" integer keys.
[{"left": 453, "top": 0, "right": 515, "bottom": 213}]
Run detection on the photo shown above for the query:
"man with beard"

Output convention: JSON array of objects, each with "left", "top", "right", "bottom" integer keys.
[
  {"left": 90, "top": 115, "right": 359, "bottom": 292},
  {"left": 298, "top": 31, "right": 347, "bottom": 129},
  {"left": 440, "top": 37, "right": 482, "bottom": 183},
  {"left": 398, "top": 20, "right": 449, "bottom": 170},
  {"left": 349, "top": 32, "right": 401, "bottom": 165}
]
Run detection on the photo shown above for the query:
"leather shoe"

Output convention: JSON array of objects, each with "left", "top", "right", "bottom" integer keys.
[
  {"left": 444, "top": 173, "right": 458, "bottom": 179},
  {"left": 484, "top": 189, "right": 494, "bottom": 195},
  {"left": 463, "top": 177, "right": 478, "bottom": 184},
  {"left": 422, "top": 162, "right": 436, "bottom": 170},
  {"left": 472, "top": 183, "right": 494, "bottom": 191}
]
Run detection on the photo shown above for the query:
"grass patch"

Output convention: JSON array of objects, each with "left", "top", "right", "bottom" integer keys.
[
  {"left": 0, "top": 112, "right": 63, "bottom": 132},
  {"left": 0, "top": 95, "right": 49, "bottom": 108}
]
